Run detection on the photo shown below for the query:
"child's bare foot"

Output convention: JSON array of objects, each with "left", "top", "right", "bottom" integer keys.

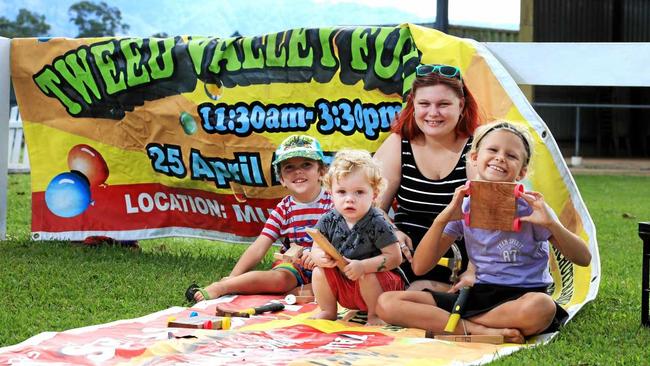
[
  {"left": 500, "top": 328, "right": 525, "bottom": 344},
  {"left": 471, "top": 323, "right": 525, "bottom": 344},
  {"left": 310, "top": 311, "right": 338, "bottom": 321},
  {"left": 365, "top": 314, "right": 386, "bottom": 326}
]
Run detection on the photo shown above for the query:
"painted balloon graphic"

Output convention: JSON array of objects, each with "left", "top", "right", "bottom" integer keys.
[
  {"left": 45, "top": 171, "right": 92, "bottom": 218},
  {"left": 67, "top": 144, "right": 109, "bottom": 186}
]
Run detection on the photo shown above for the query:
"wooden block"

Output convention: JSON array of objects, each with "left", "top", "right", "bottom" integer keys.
[
  {"left": 467, "top": 180, "right": 523, "bottom": 232},
  {"left": 273, "top": 244, "right": 304, "bottom": 262},
  {"left": 168, "top": 315, "right": 224, "bottom": 330},
  {"left": 305, "top": 228, "right": 348, "bottom": 271},
  {"left": 432, "top": 334, "right": 504, "bottom": 344}
]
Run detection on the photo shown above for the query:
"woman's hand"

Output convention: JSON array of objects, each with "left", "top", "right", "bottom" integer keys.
[{"left": 396, "top": 230, "right": 414, "bottom": 263}]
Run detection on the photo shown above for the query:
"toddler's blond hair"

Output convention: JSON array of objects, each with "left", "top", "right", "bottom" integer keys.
[{"left": 322, "top": 149, "right": 386, "bottom": 198}]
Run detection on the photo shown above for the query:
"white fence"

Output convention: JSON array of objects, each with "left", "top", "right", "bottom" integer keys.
[{"left": 7, "top": 106, "right": 29, "bottom": 173}]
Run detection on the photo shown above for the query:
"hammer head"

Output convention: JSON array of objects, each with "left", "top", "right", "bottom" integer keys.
[{"left": 436, "top": 243, "right": 462, "bottom": 283}]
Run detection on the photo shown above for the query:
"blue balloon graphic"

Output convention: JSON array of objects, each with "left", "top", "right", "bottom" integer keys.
[{"left": 45, "top": 172, "right": 92, "bottom": 218}]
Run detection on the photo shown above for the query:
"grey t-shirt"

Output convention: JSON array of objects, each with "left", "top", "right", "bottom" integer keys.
[{"left": 315, "top": 207, "right": 398, "bottom": 260}]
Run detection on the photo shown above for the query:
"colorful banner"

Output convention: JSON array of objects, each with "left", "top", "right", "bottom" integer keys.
[
  {"left": 10, "top": 24, "right": 599, "bottom": 320},
  {"left": 0, "top": 294, "right": 553, "bottom": 365}
]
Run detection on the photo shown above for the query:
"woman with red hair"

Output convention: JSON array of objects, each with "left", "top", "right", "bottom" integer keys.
[{"left": 374, "top": 64, "right": 481, "bottom": 291}]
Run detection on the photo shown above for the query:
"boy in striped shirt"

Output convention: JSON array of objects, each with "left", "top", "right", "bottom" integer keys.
[{"left": 189, "top": 135, "right": 332, "bottom": 302}]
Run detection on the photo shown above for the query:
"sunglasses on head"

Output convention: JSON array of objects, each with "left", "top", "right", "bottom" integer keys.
[{"left": 415, "top": 64, "right": 462, "bottom": 80}]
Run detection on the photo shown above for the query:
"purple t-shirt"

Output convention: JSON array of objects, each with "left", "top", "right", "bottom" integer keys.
[{"left": 443, "top": 197, "right": 553, "bottom": 287}]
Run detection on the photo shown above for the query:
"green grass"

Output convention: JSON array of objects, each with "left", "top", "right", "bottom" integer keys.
[{"left": 2, "top": 173, "right": 650, "bottom": 364}]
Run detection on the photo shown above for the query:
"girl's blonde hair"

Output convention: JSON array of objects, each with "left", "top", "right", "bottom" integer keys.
[
  {"left": 322, "top": 149, "right": 386, "bottom": 197},
  {"left": 471, "top": 121, "right": 534, "bottom": 168}
]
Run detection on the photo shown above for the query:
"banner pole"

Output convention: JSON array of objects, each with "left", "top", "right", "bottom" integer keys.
[{"left": 0, "top": 37, "right": 9, "bottom": 240}]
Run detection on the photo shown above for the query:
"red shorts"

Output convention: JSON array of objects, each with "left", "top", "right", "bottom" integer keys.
[{"left": 322, "top": 267, "right": 404, "bottom": 311}]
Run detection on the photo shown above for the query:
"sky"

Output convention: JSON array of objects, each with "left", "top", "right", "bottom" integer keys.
[{"left": 0, "top": 0, "right": 520, "bottom": 38}]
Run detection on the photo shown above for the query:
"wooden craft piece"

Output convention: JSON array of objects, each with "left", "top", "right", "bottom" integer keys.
[
  {"left": 273, "top": 243, "right": 304, "bottom": 262},
  {"left": 465, "top": 180, "right": 524, "bottom": 232},
  {"left": 305, "top": 228, "right": 349, "bottom": 271},
  {"left": 167, "top": 315, "right": 225, "bottom": 330},
  {"left": 431, "top": 334, "right": 505, "bottom": 345}
]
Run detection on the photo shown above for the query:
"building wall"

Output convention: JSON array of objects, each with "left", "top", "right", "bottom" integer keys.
[{"left": 533, "top": 0, "right": 650, "bottom": 157}]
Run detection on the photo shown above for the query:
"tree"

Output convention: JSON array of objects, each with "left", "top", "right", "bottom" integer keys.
[
  {"left": 69, "top": 1, "right": 130, "bottom": 37},
  {"left": 0, "top": 9, "right": 50, "bottom": 38},
  {"left": 151, "top": 32, "right": 169, "bottom": 38}
]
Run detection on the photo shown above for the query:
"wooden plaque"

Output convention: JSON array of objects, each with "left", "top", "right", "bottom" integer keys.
[
  {"left": 467, "top": 180, "right": 522, "bottom": 232},
  {"left": 432, "top": 334, "right": 504, "bottom": 344}
]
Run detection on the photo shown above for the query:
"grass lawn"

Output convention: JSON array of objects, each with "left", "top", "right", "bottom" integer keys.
[{"left": 1, "top": 173, "right": 650, "bottom": 364}]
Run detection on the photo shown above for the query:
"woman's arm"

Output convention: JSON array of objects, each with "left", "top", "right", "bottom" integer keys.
[
  {"left": 373, "top": 133, "right": 415, "bottom": 259},
  {"left": 373, "top": 133, "right": 402, "bottom": 213}
]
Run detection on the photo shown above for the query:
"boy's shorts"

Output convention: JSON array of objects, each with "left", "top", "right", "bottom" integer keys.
[
  {"left": 272, "top": 260, "right": 311, "bottom": 286},
  {"left": 322, "top": 267, "right": 405, "bottom": 311}
]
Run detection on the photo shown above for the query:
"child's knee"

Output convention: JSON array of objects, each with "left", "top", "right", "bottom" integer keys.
[
  {"left": 522, "top": 293, "right": 556, "bottom": 320},
  {"left": 311, "top": 267, "right": 326, "bottom": 281},
  {"left": 376, "top": 291, "right": 398, "bottom": 314}
]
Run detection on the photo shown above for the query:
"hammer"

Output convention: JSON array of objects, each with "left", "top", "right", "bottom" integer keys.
[
  {"left": 444, "top": 286, "right": 471, "bottom": 333},
  {"left": 436, "top": 242, "right": 462, "bottom": 283},
  {"left": 215, "top": 302, "right": 285, "bottom": 318}
]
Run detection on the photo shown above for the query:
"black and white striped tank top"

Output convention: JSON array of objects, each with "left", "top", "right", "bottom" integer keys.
[{"left": 395, "top": 138, "right": 472, "bottom": 282}]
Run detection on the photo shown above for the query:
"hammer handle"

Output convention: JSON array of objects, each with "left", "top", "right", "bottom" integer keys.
[
  {"left": 250, "top": 302, "right": 285, "bottom": 315},
  {"left": 444, "top": 286, "right": 471, "bottom": 333}
]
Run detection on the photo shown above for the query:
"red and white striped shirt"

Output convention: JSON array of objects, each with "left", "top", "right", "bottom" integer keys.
[{"left": 261, "top": 188, "right": 333, "bottom": 251}]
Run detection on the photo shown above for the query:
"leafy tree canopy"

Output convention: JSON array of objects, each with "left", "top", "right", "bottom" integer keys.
[
  {"left": 0, "top": 9, "right": 50, "bottom": 38},
  {"left": 69, "top": 1, "right": 130, "bottom": 37}
]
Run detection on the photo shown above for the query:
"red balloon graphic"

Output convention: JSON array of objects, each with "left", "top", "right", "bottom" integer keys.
[{"left": 67, "top": 144, "right": 109, "bottom": 186}]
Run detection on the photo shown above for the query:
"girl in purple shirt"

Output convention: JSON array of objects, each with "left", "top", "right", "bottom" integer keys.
[{"left": 377, "top": 121, "right": 591, "bottom": 343}]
